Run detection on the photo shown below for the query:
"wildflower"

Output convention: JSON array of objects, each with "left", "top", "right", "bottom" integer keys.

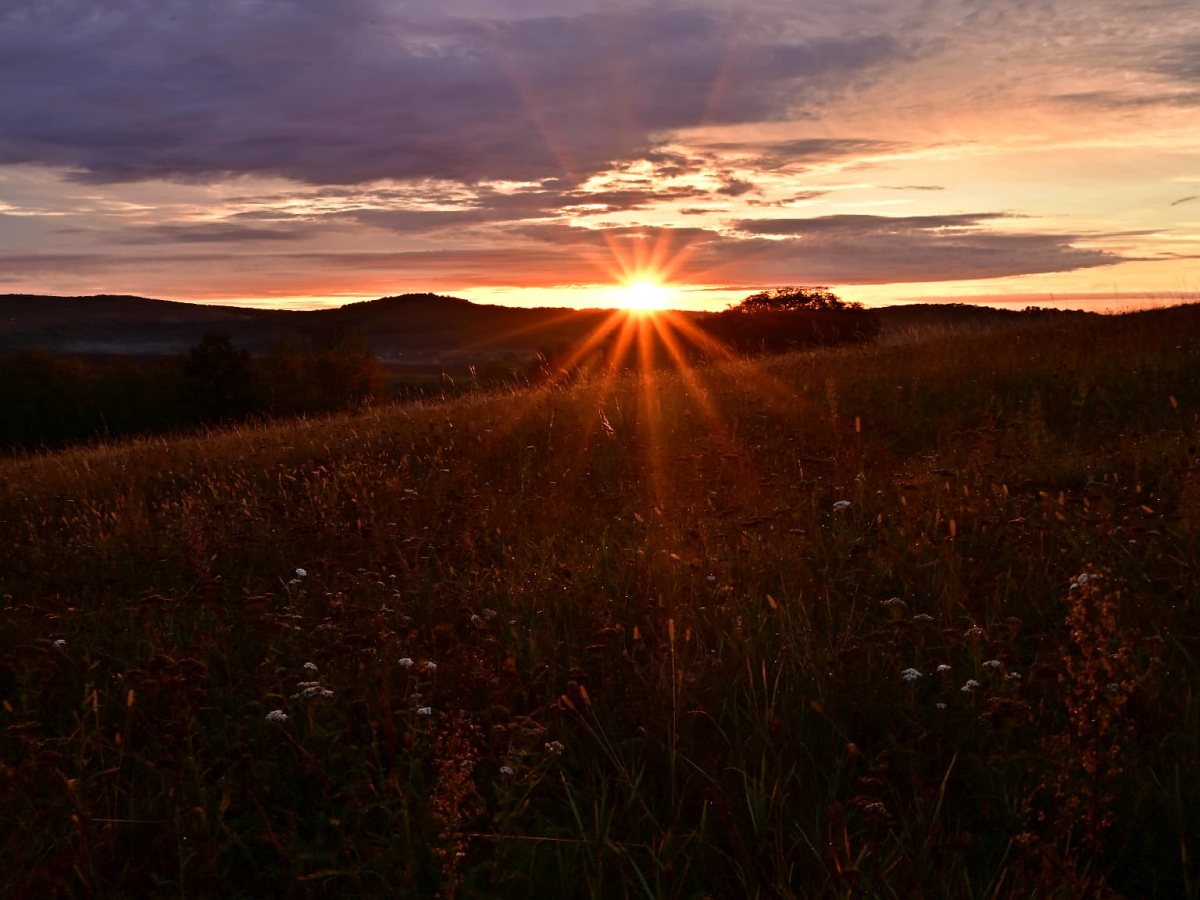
[
  {"left": 481, "top": 608, "right": 497, "bottom": 619},
  {"left": 832, "top": 500, "right": 851, "bottom": 511},
  {"left": 265, "top": 710, "right": 289, "bottom": 723},
  {"left": 937, "top": 664, "right": 952, "bottom": 673},
  {"left": 416, "top": 706, "right": 432, "bottom": 716},
  {"left": 303, "top": 661, "right": 318, "bottom": 673},
  {"left": 499, "top": 765, "right": 514, "bottom": 776},
  {"left": 882, "top": 597, "right": 905, "bottom": 608},
  {"left": 295, "top": 568, "right": 307, "bottom": 578},
  {"left": 961, "top": 679, "right": 981, "bottom": 692},
  {"left": 901, "top": 668, "right": 923, "bottom": 682},
  {"left": 935, "top": 702, "right": 947, "bottom": 710},
  {"left": 293, "top": 681, "right": 334, "bottom": 700},
  {"left": 913, "top": 613, "right": 934, "bottom": 623},
  {"left": 1107, "top": 683, "right": 1120, "bottom": 694},
  {"left": 424, "top": 661, "right": 437, "bottom": 671},
  {"left": 706, "top": 575, "right": 717, "bottom": 584},
  {"left": 52, "top": 639, "right": 66, "bottom": 648},
  {"left": 964, "top": 626, "right": 984, "bottom": 638},
  {"left": 545, "top": 740, "right": 565, "bottom": 755},
  {"left": 470, "top": 614, "right": 483, "bottom": 626},
  {"left": 398, "top": 657, "right": 414, "bottom": 668},
  {"left": 982, "top": 659, "right": 1002, "bottom": 669},
  {"left": 1006, "top": 672, "right": 1022, "bottom": 681},
  {"left": 862, "top": 801, "right": 888, "bottom": 815},
  {"left": 288, "top": 578, "right": 301, "bottom": 585}
]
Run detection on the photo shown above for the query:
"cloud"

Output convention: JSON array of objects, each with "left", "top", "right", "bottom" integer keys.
[
  {"left": 697, "top": 138, "right": 905, "bottom": 171},
  {"left": 0, "top": 1, "right": 904, "bottom": 187},
  {"left": 730, "top": 213, "right": 1009, "bottom": 236},
  {"left": 122, "top": 223, "right": 314, "bottom": 244},
  {"left": 513, "top": 214, "right": 1127, "bottom": 285},
  {"left": 1052, "top": 90, "right": 1200, "bottom": 110}
]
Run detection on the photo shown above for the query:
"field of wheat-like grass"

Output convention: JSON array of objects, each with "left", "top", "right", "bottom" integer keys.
[{"left": 2, "top": 305, "right": 1198, "bottom": 898}]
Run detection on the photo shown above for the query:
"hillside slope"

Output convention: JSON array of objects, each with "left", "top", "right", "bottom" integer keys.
[{"left": 1, "top": 304, "right": 1197, "bottom": 897}]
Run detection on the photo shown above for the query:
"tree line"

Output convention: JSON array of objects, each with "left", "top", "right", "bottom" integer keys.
[{"left": 0, "top": 330, "right": 386, "bottom": 451}]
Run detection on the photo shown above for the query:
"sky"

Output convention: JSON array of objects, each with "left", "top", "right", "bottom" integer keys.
[{"left": 1, "top": 0, "right": 1199, "bottom": 312}]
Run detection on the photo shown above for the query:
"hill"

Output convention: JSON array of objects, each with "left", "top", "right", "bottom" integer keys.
[
  {"left": 0, "top": 293, "right": 1090, "bottom": 364},
  {"left": 1, "top": 304, "right": 1197, "bottom": 896},
  {"left": 0, "top": 293, "right": 611, "bottom": 362}
]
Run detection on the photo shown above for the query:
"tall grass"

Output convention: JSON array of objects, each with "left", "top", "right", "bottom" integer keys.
[{"left": 2, "top": 306, "right": 1198, "bottom": 897}]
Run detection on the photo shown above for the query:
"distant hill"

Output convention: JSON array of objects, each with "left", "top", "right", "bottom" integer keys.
[
  {"left": 0, "top": 293, "right": 1098, "bottom": 363},
  {"left": 0, "top": 293, "right": 612, "bottom": 363}
]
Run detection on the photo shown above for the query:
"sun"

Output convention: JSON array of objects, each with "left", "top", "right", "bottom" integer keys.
[{"left": 615, "top": 279, "right": 673, "bottom": 312}]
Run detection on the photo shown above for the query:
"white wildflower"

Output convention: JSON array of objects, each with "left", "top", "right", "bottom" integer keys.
[
  {"left": 481, "top": 608, "right": 498, "bottom": 619},
  {"left": 303, "top": 661, "right": 318, "bottom": 673},
  {"left": 961, "top": 679, "right": 981, "bottom": 692},
  {"left": 935, "top": 702, "right": 947, "bottom": 710},
  {"left": 1107, "top": 683, "right": 1121, "bottom": 693},
  {"left": 288, "top": 578, "right": 300, "bottom": 585},
  {"left": 295, "top": 568, "right": 307, "bottom": 578},
  {"left": 832, "top": 500, "right": 851, "bottom": 511},
  {"left": 293, "top": 681, "right": 334, "bottom": 700},
  {"left": 52, "top": 639, "right": 67, "bottom": 648},
  {"left": 545, "top": 740, "right": 565, "bottom": 755},
  {"left": 499, "top": 765, "right": 514, "bottom": 776},
  {"left": 913, "top": 614, "right": 934, "bottom": 623},
  {"left": 1006, "top": 672, "right": 1022, "bottom": 681},
  {"left": 706, "top": 575, "right": 717, "bottom": 584},
  {"left": 265, "top": 709, "right": 289, "bottom": 723},
  {"left": 882, "top": 597, "right": 905, "bottom": 608},
  {"left": 937, "top": 664, "right": 952, "bottom": 673},
  {"left": 982, "top": 659, "right": 1002, "bottom": 669},
  {"left": 470, "top": 614, "right": 483, "bottom": 626},
  {"left": 416, "top": 706, "right": 432, "bottom": 716},
  {"left": 424, "top": 661, "right": 437, "bottom": 671},
  {"left": 901, "top": 668, "right": 923, "bottom": 682},
  {"left": 398, "top": 657, "right": 414, "bottom": 668},
  {"left": 964, "top": 626, "right": 984, "bottom": 638},
  {"left": 862, "top": 801, "right": 887, "bottom": 815}
]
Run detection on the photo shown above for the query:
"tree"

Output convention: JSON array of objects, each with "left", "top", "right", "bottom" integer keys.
[
  {"left": 729, "top": 286, "right": 861, "bottom": 313},
  {"left": 183, "top": 333, "right": 253, "bottom": 421}
]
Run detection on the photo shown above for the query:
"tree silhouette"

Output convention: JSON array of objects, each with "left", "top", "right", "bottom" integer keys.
[
  {"left": 183, "top": 333, "right": 253, "bottom": 421},
  {"left": 730, "top": 286, "right": 860, "bottom": 313}
]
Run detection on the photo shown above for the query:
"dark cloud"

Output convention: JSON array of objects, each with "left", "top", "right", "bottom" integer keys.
[
  {"left": 1053, "top": 90, "right": 1200, "bottom": 109},
  {"left": 716, "top": 177, "right": 756, "bottom": 197},
  {"left": 731, "top": 213, "right": 1009, "bottom": 236},
  {"left": 0, "top": 252, "right": 230, "bottom": 274},
  {"left": 514, "top": 214, "right": 1126, "bottom": 284},
  {"left": 122, "top": 223, "right": 314, "bottom": 244},
  {"left": 0, "top": 1, "right": 903, "bottom": 186},
  {"left": 1150, "top": 41, "right": 1200, "bottom": 82},
  {"left": 699, "top": 138, "right": 905, "bottom": 170},
  {"left": 746, "top": 191, "right": 830, "bottom": 207}
]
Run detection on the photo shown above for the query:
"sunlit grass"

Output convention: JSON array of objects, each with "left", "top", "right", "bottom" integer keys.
[{"left": 1, "top": 305, "right": 1198, "bottom": 897}]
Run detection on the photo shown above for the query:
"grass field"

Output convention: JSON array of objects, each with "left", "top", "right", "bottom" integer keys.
[{"left": 2, "top": 305, "right": 1198, "bottom": 898}]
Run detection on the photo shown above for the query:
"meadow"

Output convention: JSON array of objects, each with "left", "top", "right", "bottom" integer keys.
[{"left": 1, "top": 305, "right": 1198, "bottom": 898}]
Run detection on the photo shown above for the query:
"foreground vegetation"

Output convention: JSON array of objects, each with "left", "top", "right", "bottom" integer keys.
[{"left": 2, "top": 305, "right": 1198, "bottom": 898}]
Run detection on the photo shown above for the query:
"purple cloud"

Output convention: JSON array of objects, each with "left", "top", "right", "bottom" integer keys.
[{"left": 0, "top": 1, "right": 903, "bottom": 187}]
